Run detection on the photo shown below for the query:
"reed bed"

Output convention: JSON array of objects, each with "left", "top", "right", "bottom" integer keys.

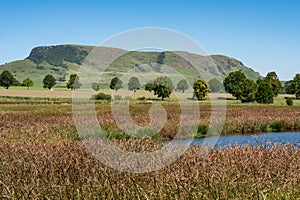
[
  {"left": 1, "top": 103, "right": 300, "bottom": 198},
  {"left": 0, "top": 104, "right": 300, "bottom": 142},
  {"left": 1, "top": 140, "right": 300, "bottom": 199}
]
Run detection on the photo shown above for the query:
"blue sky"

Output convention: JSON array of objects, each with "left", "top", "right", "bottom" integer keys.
[{"left": 1, "top": 0, "right": 300, "bottom": 80}]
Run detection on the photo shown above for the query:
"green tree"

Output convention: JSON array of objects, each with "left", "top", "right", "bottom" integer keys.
[
  {"left": 255, "top": 81, "right": 274, "bottom": 104},
  {"left": 152, "top": 76, "right": 174, "bottom": 101},
  {"left": 238, "top": 79, "right": 257, "bottom": 103},
  {"left": 223, "top": 71, "right": 246, "bottom": 99},
  {"left": 67, "top": 74, "right": 81, "bottom": 91},
  {"left": 283, "top": 74, "right": 300, "bottom": 99},
  {"left": 43, "top": 74, "right": 56, "bottom": 90},
  {"left": 263, "top": 71, "right": 282, "bottom": 96},
  {"left": 145, "top": 77, "right": 174, "bottom": 100},
  {"left": 176, "top": 79, "right": 189, "bottom": 93},
  {"left": 128, "top": 76, "right": 140, "bottom": 92},
  {"left": 208, "top": 78, "right": 223, "bottom": 93},
  {"left": 284, "top": 80, "right": 296, "bottom": 94},
  {"left": 22, "top": 78, "right": 34, "bottom": 90},
  {"left": 91, "top": 82, "right": 100, "bottom": 91},
  {"left": 110, "top": 77, "right": 123, "bottom": 91},
  {"left": 154, "top": 76, "right": 174, "bottom": 91},
  {"left": 193, "top": 80, "right": 209, "bottom": 100},
  {"left": 0, "top": 70, "right": 15, "bottom": 89},
  {"left": 153, "top": 84, "right": 172, "bottom": 101},
  {"left": 145, "top": 81, "right": 154, "bottom": 92}
]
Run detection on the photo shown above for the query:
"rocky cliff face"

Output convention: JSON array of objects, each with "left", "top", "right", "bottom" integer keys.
[{"left": 27, "top": 45, "right": 92, "bottom": 66}]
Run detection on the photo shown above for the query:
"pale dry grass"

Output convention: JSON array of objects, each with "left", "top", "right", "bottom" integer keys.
[
  {"left": 0, "top": 88, "right": 73, "bottom": 98},
  {"left": 0, "top": 88, "right": 231, "bottom": 100}
]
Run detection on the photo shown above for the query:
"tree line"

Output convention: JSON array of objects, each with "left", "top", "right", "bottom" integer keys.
[
  {"left": 223, "top": 71, "right": 300, "bottom": 104},
  {"left": 106, "top": 76, "right": 208, "bottom": 101},
  {"left": 1, "top": 69, "right": 300, "bottom": 104},
  {"left": 105, "top": 71, "right": 300, "bottom": 103},
  {"left": 0, "top": 71, "right": 81, "bottom": 91}
]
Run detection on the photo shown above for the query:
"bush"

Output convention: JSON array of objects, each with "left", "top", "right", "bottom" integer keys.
[
  {"left": 286, "top": 98, "right": 293, "bottom": 106},
  {"left": 268, "top": 121, "right": 284, "bottom": 132},
  {"left": 137, "top": 96, "right": 146, "bottom": 101},
  {"left": 94, "top": 93, "right": 111, "bottom": 100},
  {"left": 197, "top": 125, "right": 208, "bottom": 135}
]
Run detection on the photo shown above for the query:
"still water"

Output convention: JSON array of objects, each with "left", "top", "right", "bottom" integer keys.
[{"left": 165, "top": 132, "right": 300, "bottom": 148}]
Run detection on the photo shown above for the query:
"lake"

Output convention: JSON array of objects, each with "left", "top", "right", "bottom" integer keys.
[{"left": 164, "top": 132, "right": 300, "bottom": 148}]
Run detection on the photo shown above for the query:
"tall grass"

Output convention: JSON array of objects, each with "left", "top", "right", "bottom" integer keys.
[
  {"left": 0, "top": 104, "right": 300, "bottom": 142},
  {"left": 1, "top": 141, "right": 300, "bottom": 199},
  {"left": 1, "top": 103, "right": 300, "bottom": 198}
]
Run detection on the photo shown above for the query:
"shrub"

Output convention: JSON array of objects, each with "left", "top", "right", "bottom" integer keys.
[
  {"left": 286, "top": 98, "right": 293, "bottom": 106},
  {"left": 197, "top": 125, "right": 208, "bottom": 135},
  {"left": 137, "top": 96, "right": 146, "bottom": 101},
  {"left": 94, "top": 93, "right": 111, "bottom": 100},
  {"left": 268, "top": 121, "right": 284, "bottom": 132}
]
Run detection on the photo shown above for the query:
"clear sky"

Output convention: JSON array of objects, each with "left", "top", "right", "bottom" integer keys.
[{"left": 1, "top": 0, "right": 300, "bottom": 80}]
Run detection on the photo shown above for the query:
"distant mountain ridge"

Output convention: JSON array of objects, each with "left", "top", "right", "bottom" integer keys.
[{"left": 0, "top": 44, "right": 261, "bottom": 87}]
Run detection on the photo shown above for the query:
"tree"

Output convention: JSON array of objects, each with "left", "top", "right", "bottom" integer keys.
[
  {"left": 208, "top": 78, "right": 223, "bottom": 93},
  {"left": 263, "top": 71, "right": 282, "bottom": 96},
  {"left": 193, "top": 80, "right": 209, "bottom": 100},
  {"left": 176, "top": 79, "right": 189, "bottom": 93},
  {"left": 152, "top": 76, "right": 174, "bottom": 101},
  {"left": 145, "top": 81, "right": 155, "bottom": 92},
  {"left": 22, "top": 78, "right": 34, "bottom": 90},
  {"left": 67, "top": 74, "right": 81, "bottom": 91},
  {"left": 128, "top": 76, "right": 140, "bottom": 92},
  {"left": 238, "top": 79, "right": 257, "bottom": 103},
  {"left": 255, "top": 81, "right": 274, "bottom": 104},
  {"left": 284, "top": 80, "right": 296, "bottom": 94},
  {"left": 91, "top": 82, "right": 100, "bottom": 91},
  {"left": 0, "top": 70, "right": 15, "bottom": 89},
  {"left": 43, "top": 74, "right": 56, "bottom": 90},
  {"left": 153, "top": 84, "right": 172, "bottom": 101},
  {"left": 145, "top": 77, "right": 174, "bottom": 100},
  {"left": 153, "top": 76, "right": 174, "bottom": 91},
  {"left": 223, "top": 71, "right": 246, "bottom": 99},
  {"left": 284, "top": 74, "right": 300, "bottom": 99},
  {"left": 110, "top": 77, "right": 123, "bottom": 91}
]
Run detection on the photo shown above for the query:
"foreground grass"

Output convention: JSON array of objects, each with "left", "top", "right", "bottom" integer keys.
[
  {"left": 1, "top": 103, "right": 300, "bottom": 198},
  {"left": 1, "top": 140, "right": 300, "bottom": 199}
]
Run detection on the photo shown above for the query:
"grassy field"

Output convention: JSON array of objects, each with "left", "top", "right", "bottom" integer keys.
[
  {"left": 1, "top": 87, "right": 299, "bottom": 105},
  {"left": 1, "top": 91, "right": 300, "bottom": 198}
]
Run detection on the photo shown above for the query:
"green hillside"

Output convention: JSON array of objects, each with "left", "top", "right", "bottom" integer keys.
[{"left": 0, "top": 44, "right": 261, "bottom": 87}]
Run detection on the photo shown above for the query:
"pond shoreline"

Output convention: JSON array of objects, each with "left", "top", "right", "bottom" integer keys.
[{"left": 164, "top": 132, "right": 300, "bottom": 148}]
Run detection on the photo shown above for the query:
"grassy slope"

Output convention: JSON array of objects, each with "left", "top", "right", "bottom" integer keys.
[{"left": 0, "top": 45, "right": 261, "bottom": 88}]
